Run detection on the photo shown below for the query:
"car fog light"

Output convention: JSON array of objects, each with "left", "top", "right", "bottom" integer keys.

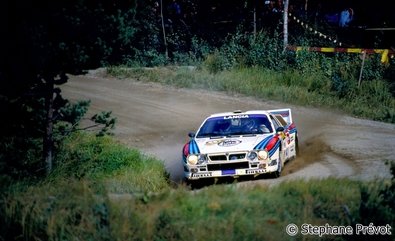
[
  {"left": 259, "top": 163, "right": 266, "bottom": 169},
  {"left": 268, "top": 159, "right": 277, "bottom": 166},
  {"left": 187, "top": 155, "right": 198, "bottom": 165},
  {"left": 190, "top": 168, "right": 198, "bottom": 173}
]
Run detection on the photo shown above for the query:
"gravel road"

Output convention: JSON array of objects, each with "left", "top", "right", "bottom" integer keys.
[{"left": 62, "top": 69, "right": 395, "bottom": 185}]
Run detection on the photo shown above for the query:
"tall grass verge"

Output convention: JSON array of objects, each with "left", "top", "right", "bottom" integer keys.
[
  {"left": 2, "top": 173, "right": 395, "bottom": 241},
  {"left": 107, "top": 66, "right": 395, "bottom": 123},
  {"left": 0, "top": 132, "right": 171, "bottom": 241}
]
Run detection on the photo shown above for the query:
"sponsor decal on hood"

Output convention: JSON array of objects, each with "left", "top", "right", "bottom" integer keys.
[
  {"left": 205, "top": 139, "right": 242, "bottom": 147},
  {"left": 196, "top": 135, "right": 270, "bottom": 153}
]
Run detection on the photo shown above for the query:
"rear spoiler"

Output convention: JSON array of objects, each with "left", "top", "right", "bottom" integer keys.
[{"left": 267, "top": 108, "right": 293, "bottom": 126}]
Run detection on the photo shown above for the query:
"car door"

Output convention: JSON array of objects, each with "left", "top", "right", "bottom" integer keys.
[
  {"left": 269, "top": 110, "right": 296, "bottom": 161},
  {"left": 269, "top": 114, "right": 288, "bottom": 164}
]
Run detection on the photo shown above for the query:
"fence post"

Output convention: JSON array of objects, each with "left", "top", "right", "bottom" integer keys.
[{"left": 358, "top": 51, "right": 366, "bottom": 87}]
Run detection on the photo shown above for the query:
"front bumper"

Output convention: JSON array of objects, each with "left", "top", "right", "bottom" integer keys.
[{"left": 184, "top": 160, "right": 279, "bottom": 180}]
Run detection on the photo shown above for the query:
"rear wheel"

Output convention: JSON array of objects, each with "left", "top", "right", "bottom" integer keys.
[{"left": 295, "top": 136, "right": 299, "bottom": 157}]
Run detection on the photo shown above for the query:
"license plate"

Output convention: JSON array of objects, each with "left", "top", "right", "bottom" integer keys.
[{"left": 222, "top": 169, "right": 235, "bottom": 175}]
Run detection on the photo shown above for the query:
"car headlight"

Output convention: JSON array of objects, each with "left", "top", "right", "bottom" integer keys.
[
  {"left": 187, "top": 155, "right": 198, "bottom": 165},
  {"left": 247, "top": 151, "right": 257, "bottom": 161},
  {"left": 197, "top": 154, "right": 208, "bottom": 164},
  {"left": 258, "top": 150, "right": 269, "bottom": 160}
]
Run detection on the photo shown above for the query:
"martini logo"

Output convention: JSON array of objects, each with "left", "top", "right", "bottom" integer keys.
[{"left": 218, "top": 139, "right": 242, "bottom": 147}]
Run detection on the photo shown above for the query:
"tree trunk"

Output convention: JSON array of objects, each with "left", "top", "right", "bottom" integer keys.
[
  {"left": 283, "top": 0, "right": 289, "bottom": 51},
  {"left": 43, "top": 78, "right": 55, "bottom": 175},
  {"left": 160, "top": 0, "right": 168, "bottom": 59},
  {"left": 253, "top": 0, "right": 256, "bottom": 41}
]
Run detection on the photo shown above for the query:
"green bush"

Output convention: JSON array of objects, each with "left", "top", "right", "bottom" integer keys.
[
  {"left": 50, "top": 132, "right": 169, "bottom": 193},
  {"left": 204, "top": 51, "right": 225, "bottom": 74},
  {"left": 202, "top": 31, "right": 289, "bottom": 73},
  {"left": 0, "top": 132, "right": 170, "bottom": 241}
]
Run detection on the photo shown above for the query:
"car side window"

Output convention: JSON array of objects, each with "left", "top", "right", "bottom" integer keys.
[
  {"left": 270, "top": 115, "right": 280, "bottom": 130},
  {"left": 275, "top": 115, "right": 288, "bottom": 126},
  {"left": 255, "top": 116, "right": 273, "bottom": 133}
]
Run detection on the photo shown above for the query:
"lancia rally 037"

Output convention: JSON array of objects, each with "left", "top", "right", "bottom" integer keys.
[{"left": 182, "top": 109, "right": 298, "bottom": 182}]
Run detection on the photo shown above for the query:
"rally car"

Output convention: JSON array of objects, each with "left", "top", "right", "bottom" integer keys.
[{"left": 182, "top": 109, "right": 298, "bottom": 182}]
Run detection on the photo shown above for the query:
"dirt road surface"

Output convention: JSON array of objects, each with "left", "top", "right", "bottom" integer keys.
[{"left": 62, "top": 69, "right": 395, "bottom": 185}]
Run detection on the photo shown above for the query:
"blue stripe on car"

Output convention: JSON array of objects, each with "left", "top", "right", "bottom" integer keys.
[
  {"left": 288, "top": 128, "right": 297, "bottom": 134},
  {"left": 189, "top": 139, "right": 200, "bottom": 154},
  {"left": 253, "top": 135, "right": 274, "bottom": 150}
]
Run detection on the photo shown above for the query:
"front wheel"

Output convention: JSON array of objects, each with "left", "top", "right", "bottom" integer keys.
[
  {"left": 272, "top": 158, "right": 282, "bottom": 178},
  {"left": 184, "top": 178, "right": 200, "bottom": 189}
]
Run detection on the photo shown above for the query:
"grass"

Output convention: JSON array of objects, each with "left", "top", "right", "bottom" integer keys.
[
  {"left": 3, "top": 177, "right": 394, "bottom": 241},
  {"left": 107, "top": 66, "right": 395, "bottom": 123},
  {"left": 0, "top": 132, "right": 171, "bottom": 240},
  {"left": 1, "top": 131, "right": 394, "bottom": 241}
]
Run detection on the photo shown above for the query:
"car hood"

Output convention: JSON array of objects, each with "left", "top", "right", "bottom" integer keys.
[{"left": 195, "top": 135, "right": 271, "bottom": 154}]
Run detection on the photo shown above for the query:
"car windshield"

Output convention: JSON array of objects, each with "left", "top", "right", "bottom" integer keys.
[{"left": 196, "top": 114, "right": 273, "bottom": 138}]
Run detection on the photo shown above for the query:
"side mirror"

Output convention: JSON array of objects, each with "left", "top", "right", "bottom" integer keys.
[
  {"left": 188, "top": 132, "right": 195, "bottom": 138},
  {"left": 276, "top": 127, "right": 285, "bottom": 133}
]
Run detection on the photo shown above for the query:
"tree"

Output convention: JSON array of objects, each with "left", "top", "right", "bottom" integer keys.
[
  {"left": 0, "top": 0, "right": 116, "bottom": 178},
  {"left": 283, "top": 0, "right": 289, "bottom": 51}
]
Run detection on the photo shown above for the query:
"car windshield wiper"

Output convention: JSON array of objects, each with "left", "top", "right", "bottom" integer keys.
[
  {"left": 197, "top": 133, "right": 216, "bottom": 138},
  {"left": 226, "top": 133, "right": 256, "bottom": 138},
  {"left": 241, "top": 134, "right": 257, "bottom": 137},
  {"left": 210, "top": 136, "right": 225, "bottom": 139}
]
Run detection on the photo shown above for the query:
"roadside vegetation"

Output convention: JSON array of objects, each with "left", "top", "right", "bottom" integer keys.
[
  {"left": 2, "top": 1, "right": 395, "bottom": 240},
  {"left": 2, "top": 158, "right": 394, "bottom": 240},
  {"left": 107, "top": 32, "right": 395, "bottom": 124},
  {"left": 0, "top": 132, "right": 171, "bottom": 240}
]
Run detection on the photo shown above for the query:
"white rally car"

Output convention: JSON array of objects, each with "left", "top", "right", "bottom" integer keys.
[{"left": 182, "top": 109, "right": 298, "bottom": 181}]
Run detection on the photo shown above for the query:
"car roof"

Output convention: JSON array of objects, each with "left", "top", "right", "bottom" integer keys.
[{"left": 208, "top": 110, "right": 270, "bottom": 118}]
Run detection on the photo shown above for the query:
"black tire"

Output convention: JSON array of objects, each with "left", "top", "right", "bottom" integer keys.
[
  {"left": 295, "top": 136, "right": 299, "bottom": 157},
  {"left": 272, "top": 157, "right": 282, "bottom": 178},
  {"left": 185, "top": 178, "right": 200, "bottom": 189}
]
